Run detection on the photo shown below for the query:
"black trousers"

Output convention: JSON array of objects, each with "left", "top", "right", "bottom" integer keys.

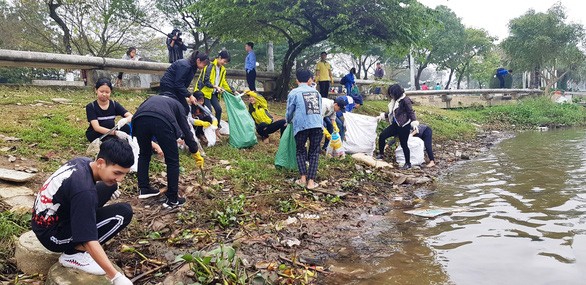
[
  {"left": 257, "top": 119, "right": 286, "bottom": 139},
  {"left": 246, "top": 69, "right": 256, "bottom": 91},
  {"left": 133, "top": 116, "right": 180, "bottom": 200},
  {"left": 36, "top": 182, "right": 132, "bottom": 254},
  {"left": 378, "top": 122, "right": 412, "bottom": 165},
  {"left": 204, "top": 93, "right": 222, "bottom": 125},
  {"left": 318, "top": 81, "right": 330, "bottom": 98},
  {"left": 419, "top": 128, "right": 434, "bottom": 161}
]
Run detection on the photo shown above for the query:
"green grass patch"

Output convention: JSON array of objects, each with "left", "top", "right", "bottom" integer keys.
[
  {"left": 457, "top": 97, "right": 586, "bottom": 127},
  {"left": 0, "top": 210, "right": 31, "bottom": 262}
]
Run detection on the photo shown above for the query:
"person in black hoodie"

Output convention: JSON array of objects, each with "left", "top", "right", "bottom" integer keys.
[
  {"left": 132, "top": 92, "right": 204, "bottom": 208},
  {"left": 159, "top": 50, "right": 209, "bottom": 114}
]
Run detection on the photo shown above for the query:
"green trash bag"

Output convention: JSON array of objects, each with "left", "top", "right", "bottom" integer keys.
[
  {"left": 275, "top": 124, "right": 298, "bottom": 170},
  {"left": 223, "top": 91, "right": 258, "bottom": 148}
]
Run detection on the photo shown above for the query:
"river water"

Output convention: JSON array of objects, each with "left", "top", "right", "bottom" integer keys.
[{"left": 326, "top": 129, "right": 586, "bottom": 285}]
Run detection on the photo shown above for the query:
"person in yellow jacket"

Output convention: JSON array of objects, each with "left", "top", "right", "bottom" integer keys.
[
  {"left": 246, "top": 90, "right": 287, "bottom": 143},
  {"left": 195, "top": 50, "right": 233, "bottom": 127}
]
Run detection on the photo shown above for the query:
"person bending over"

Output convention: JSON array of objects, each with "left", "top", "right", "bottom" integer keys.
[{"left": 376, "top": 84, "right": 419, "bottom": 170}]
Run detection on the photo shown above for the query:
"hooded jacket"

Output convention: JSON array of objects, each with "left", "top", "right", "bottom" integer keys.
[
  {"left": 195, "top": 58, "right": 232, "bottom": 100},
  {"left": 247, "top": 92, "right": 274, "bottom": 125},
  {"left": 386, "top": 94, "right": 417, "bottom": 127},
  {"left": 133, "top": 92, "right": 198, "bottom": 153}
]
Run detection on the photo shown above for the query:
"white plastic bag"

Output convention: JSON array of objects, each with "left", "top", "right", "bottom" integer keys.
[
  {"left": 203, "top": 126, "right": 218, "bottom": 146},
  {"left": 342, "top": 112, "right": 378, "bottom": 156},
  {"left": 219, "top": 120, "right": 230, "bottom": 135},
  {"left": 395, "top": 135, "right": 425, "bottom": 166}
]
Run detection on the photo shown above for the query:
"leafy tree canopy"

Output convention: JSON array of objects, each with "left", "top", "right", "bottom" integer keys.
[
  {"left": 191, "top": 0, "right": 427, "bottom": 99},
  {"left": 501, "top": 3, "right": 585, "bottom": 93}
]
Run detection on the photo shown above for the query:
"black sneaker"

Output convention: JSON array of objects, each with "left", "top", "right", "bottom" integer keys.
[
  {"left": 375, "top": 154, "right": 384, "bottom": 160},
  {"left": 401, "top": 163, "right": 412, "bottom": 170},
  {"left": 163, "top": 197, "right": 186, "bottom": 208},
  {"left": 138, "top": 186, "right": 160, "bottom": 199}
]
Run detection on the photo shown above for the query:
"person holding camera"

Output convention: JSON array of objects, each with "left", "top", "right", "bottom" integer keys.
[{"left": 166, "top": 29, "right": 187, "bottom": 63}]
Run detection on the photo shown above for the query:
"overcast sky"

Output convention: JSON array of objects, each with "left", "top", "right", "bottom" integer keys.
[{"left": 417, "top": 0, "right": 585, "bottom": 42}]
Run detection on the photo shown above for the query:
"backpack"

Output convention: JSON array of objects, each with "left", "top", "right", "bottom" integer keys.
[{"left": 340, "top": 76, "right": 348, "bottom": 85}]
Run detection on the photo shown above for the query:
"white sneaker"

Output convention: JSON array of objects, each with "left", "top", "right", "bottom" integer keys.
[{"left": 59, "top": 252, "right": 106, "bottom": 275}]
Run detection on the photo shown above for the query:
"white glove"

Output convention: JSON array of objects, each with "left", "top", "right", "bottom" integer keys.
[
  {"left": 411, "top": 120, "right": 420, "bottom": 130},
  {"left": 111, "top": 189, "right": 121, "bottom": 200},
  {"left": 115, "top": 131, "right": 130, "bottom": 140},
  {"left": 116, "top": 117, "right": 129, "bottom": 129},
  {"left": 111, "top": 272, "right": 133, "bottom": 285},
  {"left": 376, "top": 112, "right": 386, "bottom": 121}
]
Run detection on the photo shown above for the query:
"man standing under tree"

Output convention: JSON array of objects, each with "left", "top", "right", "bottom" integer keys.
[
  {"left": 315, "top": 52, "right": 334, "bottom": 98},
  {"left": 166, "top": 29, "right": 187, "bottom": 63},
  {"left": 374, "top": 62, "right": 385, "bottom": 80},
  {"left": 245, "top": 42, "right": 257, "bottom": 91}
]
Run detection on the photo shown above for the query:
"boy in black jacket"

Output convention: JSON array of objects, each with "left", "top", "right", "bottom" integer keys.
[{"left": 133, "top": 92, "right": 204, "bottom": 208}]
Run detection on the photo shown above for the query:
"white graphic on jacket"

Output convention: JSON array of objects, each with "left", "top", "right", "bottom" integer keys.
[{"left": 32, "top": 163, "right": 76, "bottom": 227}]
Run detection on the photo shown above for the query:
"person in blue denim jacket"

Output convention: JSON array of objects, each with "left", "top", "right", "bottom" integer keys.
[{"left": 286, "top": 69, "right": 323, "bottom": 190}]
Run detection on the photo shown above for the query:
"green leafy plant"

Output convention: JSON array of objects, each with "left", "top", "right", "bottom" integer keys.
[
  {"left": 213, "top": 194, "right": 246, "bottom": 228},
  {"left": 179, "top": 245, "right": 247, "bottom": 285},
  {"left": 278, "top": 199, "right": 298, "bottom": 213}
]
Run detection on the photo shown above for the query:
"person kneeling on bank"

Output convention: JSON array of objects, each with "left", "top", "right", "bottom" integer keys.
[{"left": 31, "top": 138, "right": 134, "bottom": 284}]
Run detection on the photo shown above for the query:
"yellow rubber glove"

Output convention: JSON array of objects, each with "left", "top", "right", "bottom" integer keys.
[
  {"left": 192, "top": 151, "right": 204, "bottom": 168},
  {"left": 323, "top": 128, "right": 331, "bottom": 140},
  {"left": 212, "top": 119, "right": 218, "bottom": 127},
  {"left": 333, "top": 122, "right": 340, "bottom": 133},
  {"left": 193, "top": 119, "right": 211, "bottom": 128}
]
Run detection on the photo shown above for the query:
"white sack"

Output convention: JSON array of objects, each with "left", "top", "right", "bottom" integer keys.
[
  {"left": 342, "top": 112, "right": 379, "bottom": 156},
  {"left": 395, "top": 135, "right": 425, "bottom": 166}
]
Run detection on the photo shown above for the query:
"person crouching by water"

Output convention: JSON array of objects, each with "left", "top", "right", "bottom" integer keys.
[
  {"left": 376, "top": 84, "right": 419, "bottom": 170},
  {"left": 412, "top": 123, "right": 435, "bottom": 168}
]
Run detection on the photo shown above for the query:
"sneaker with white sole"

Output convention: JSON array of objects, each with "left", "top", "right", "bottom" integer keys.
[
  {"left": 138, "top": 186, "right": 160, "bottom": 199},
  {"left": 59, "top": 252, "right": 106, "bottom": 275},
  {"left": 163, "top": 196, "right": 186, "bottom": 208}
]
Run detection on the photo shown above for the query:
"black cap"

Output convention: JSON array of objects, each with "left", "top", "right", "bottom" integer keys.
[
  {"left": 193, "top": 91, "right": 204, "bottom": 101},
  {"left": 335, "top": 96, "right": 347, "bottom": 112},
  {"left": 296, "top": 69, "right": 313, "bottom": 83}
]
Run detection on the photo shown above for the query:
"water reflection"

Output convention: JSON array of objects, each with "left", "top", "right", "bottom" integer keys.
[
  {"left": 325, "top": 129, "right": 586, "bottom": 284},
  {"left": 428, "top": 129, "right": 586, "bottom": 285}
]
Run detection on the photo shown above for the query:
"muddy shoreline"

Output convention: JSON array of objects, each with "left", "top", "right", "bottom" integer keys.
[
  {"left": 0, "top": 129, "right": 512, "bottom": 284},
  {"left": 110, "top": 130, "right": 511, "bottom": 284}
]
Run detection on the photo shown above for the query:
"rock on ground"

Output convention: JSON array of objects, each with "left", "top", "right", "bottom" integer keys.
[{"left": 15, "top": 231, "right": 60, "bottom": 275}]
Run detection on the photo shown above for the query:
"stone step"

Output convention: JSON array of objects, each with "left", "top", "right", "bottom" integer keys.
[
  {"left": 0, "top": 168, "right": 36, "bottom": 183},
  {"left": 0, "top": 183, "right": 35, "bottom": 212},
  {"left": 46, "top": 262, "right": 123, "bottom": 285},
  {"left": 14, "top": 231, "right": 60, "bottom": 275}
]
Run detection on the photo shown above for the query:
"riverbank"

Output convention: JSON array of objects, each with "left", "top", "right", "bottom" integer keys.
[{"left": 0, "top": 87, "right": 584, "bottom": 284}]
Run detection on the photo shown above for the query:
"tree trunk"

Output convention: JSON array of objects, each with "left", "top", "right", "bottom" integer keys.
[
  {"left": 415, "top": 65, "right": 427, "bottom": 90},
  {"left": 444, "top": 68, "right": 455, "bottom": 89},
  {"left": 47, "top": 1, "right": 72, "bottom": 54},
  {"left": 274, "top": 42, "right": 308, "bottom": 100}
]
